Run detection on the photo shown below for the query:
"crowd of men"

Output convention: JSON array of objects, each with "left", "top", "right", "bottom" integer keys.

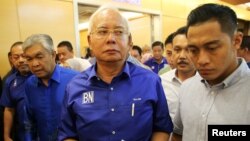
[{"left": 0, "top": 3, "right": 250, "bottom": 141}]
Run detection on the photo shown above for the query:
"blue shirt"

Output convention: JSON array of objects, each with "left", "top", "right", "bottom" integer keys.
[
  {"left": 144, "top": 57, "right": 168, "bottom": 74},
  {"left": 247, "top": 62, "right": 250, "bottom": 68},
  {"left": 0, "top": 71, "right": 31, "bottom": 141},
  {"left": 58, "top": 62, "right": 173, "bottom": 141},
  {"left": 24, "top": 65, "right": 78, "bottom": 141}
]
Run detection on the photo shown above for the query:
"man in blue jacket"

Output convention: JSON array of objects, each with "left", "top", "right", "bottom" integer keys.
[
  {"left": 0, "top": 41, "right": 31, "bottom": 141},
  {"left": 22, "top": 34, "right": 78, "bottom": 141},
  {"left": 58, "top": 5, "right": 173, "bottom": 141}
]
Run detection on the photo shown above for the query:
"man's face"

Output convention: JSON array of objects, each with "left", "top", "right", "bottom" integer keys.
[
  {"left": 130, "top": 49, "right": 141, "bottom": 62},
  {"left": 165, "top": 43, "right": 174, "bottom": 69},
  {"left": 152, "top": 45, "right": 164, "bottom": 60},
  {"left": 11, "top": 45, "right": 29, "bottom": 74},
  {"left": 187, "top": 20, "right": 242, "bottom": 85},
  {"left": 57, "top": 46, "right": 74, "bottom": 64},
  {"left": 88, "top": 9, "right": 132, "bottom": 64},
  {"left": 25, "top": 44, "right": 56, "bottom": 79},
  {"left": 236, "top": 47, "right": 246, "bottom": 58},
  {"left": 172, "top": 34, "right": 195, "bottom": 73}
]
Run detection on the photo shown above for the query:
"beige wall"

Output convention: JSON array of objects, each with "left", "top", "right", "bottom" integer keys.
[
  {"left": 17, "top": 0, "right": 76, "bottom": 49},
  {"left": 161, "top": 0, "right": 250, "bottom": 38},
  {"left": 79, "top": 15, "right": 152, "bottom": 56},
  {"left": 79, "top": 29, "right": 88, "bottom": 57},
  {"left": 77, "top": 0, "right": 250, "bottom": 46},
  {"left": 0, "top": 0, "right": 75, "bottom": 77},
  {"left": 129, "top": 15, "right": 151, "bottom": 48},
  {"left": 0, "top": 0, "right": 22, "bottom": 78},
  {"left": 1, "top": 0, "right": 250, "bottom": 77}
]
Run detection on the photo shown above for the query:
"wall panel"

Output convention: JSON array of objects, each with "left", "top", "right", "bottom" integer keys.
[
  {"left": 0, "top": 0, "right": 21, "bottom": 77},
  {"left": 17, "top": 0, "right": 76, "bottom": 52}
]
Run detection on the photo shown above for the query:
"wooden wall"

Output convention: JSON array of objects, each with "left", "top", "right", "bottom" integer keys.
[
  {"left": 0, "top": 0, "right": 75, "bottom": 77},
  {"left": 1, "top": 0, "right": 250, "bottom": 77}
]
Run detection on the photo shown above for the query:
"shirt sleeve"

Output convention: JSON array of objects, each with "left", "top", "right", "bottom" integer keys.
[
  {"left": 173, "top": 88, "right": 183, "bottom": 135},
  {"left": 23, "top": 82, "right": 38, "bottom": 141},
  {"left": 153, "top": 77, "right": 173, "bottom": 133},
  {"left": 58, "top": 84, "right": 78, "bottom": 141},
  {"left": 0, "top": 78, "right": 14, "bottom": 107}
]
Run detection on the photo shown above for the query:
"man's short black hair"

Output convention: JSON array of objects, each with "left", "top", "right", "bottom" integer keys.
[
  {"left": 241, "top": 36, "right": 250, "bottom": 49},
  {"left": 132, "top": 45, "right": 142, "bottom": 56},
  {"left": 172, "top": 26, "right": 187, "bottom": 39},
  {"left": 10, "top": 41, "right": 23, "bottom": 54},
  {"left": 57, "top": 41, "right": 73, "bottom": 52},
  {"left": 164, "top": 33, "right": 174, "bottom": 46},
  {"left": 152, "top": 41, "right": 164, "bottom": 49},
  {"left": 187, "top": 3, "right": 237, "bottom": 38}
]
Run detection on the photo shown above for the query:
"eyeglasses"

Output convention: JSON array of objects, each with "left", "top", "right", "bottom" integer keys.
[{"left": 91, "top": 28, "right": 129, "bottom": 39}]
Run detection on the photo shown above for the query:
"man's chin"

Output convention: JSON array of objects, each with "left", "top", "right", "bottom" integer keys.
[{"left": 99, "top": 57, "right": 123, "bottom": 63}]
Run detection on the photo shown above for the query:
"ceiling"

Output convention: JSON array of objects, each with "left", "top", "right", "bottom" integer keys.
[
  {"left": 78, "top": 4, "right": 146, "bottom": 30},
  {"left": 220, "top": 0, "right": 250, "bottom": 5},
  {"left": 78, "top": 5, "right": 97, "bottom": 23}
]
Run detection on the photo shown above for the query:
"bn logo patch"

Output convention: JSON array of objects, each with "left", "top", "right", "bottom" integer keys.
[{"left": 82, "top": 91, "right": 94, "bottom": 104}]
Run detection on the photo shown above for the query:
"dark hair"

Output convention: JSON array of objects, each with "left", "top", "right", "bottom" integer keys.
[
  {"left": 85, "top": 48, "right": 93, "bottom": 59},
  {"left": 57, "top": 41, "right": 73, "bottom": 52},
  {"left": 11, "top": 41, "right": 23, "bottom": 48},
  {"left": 152, "top": 41, "right": 164, "bottom": 49},
  {"left": 132, "top": 45, "right": 142, "bottom": 56},
  {"left": 164, "top": 33, "right": 174, "bottom": 46},
  {"left": 10, "top": 41, "right": 23, "bottom": 53},
  {"left": 187, "top": 3, "right": 237, "bottom": 38},
  {"left": 172, "top": 26, "right": 187, "bottom": 39},
  {"left": 241, "top": 35, "right": 250, "bottom": 49}
]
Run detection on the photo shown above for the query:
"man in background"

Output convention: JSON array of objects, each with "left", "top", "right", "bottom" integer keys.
[
  {"left": 237, "top": 35, "right": 250, "bottom": 68},
  {"left": 57, "top": 41, "right": 74, "bottom": 65},
  {"left": 130, "top": 45, "right": 142, "bottom": 62},
  {"left": 0, "top": 41, "right": 31, "bottom": 141},
  {"left": 144, "top": 41, "right": 168, "bottom": 74},
  {"left": 0, "top": 77, "right": 3, "bottom": 141},
  {"left": 161, "top": 26, "right": 196, "bottom": 122},
  {"left": 159, "top": 33, "right": 175, "bottom": 75},
  {"left": 23, "top": 34, "right": 78, "bottom": 141}
]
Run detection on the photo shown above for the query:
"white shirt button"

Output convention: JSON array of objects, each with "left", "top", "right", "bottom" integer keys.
[
  {"left": 110, "top": 87, "right": 114, "bottom": 91},
  {"left": 111, "top": 108, "right": 115, "bottom": 112},
  {"left": 112, "top": 131, "right": 116, "bottom": 134}
]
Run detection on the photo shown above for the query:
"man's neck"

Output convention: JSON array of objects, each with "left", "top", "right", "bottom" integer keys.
[
  {"left": 244, "top": 53, "right": 250, "bottom": 62},
  {"left": 41, "top": 64, "right": 56, "bottom": 87},
  {"left": 155, "top": 57, "right": 163, "bottom": 64},
  {"left": 19, "top": 71, "right": 30, "bottom": 76},
  {"left": 96, "top": 61, "right": 125, "bottom": 84},
  {"left": 176, "top": 70, "right": 196, "bottom": 82}
]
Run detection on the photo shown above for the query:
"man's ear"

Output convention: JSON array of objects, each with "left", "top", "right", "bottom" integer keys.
[
  {"left": 87, "top": 35, "right": 93, "bottom": 49},
  {"left": 234, "top": 31, "right": 243, "bottom": 50},
  {"left": 128, "top": 34, "right": 133, "bottom": 48},
  {"left": 52, "top": 50, "right": 57, "bottom": 60}
]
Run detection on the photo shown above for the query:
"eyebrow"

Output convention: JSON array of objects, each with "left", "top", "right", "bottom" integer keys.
[
  {"left": 96, "top": 26, "right": 125, "bottom": 29},
  {"left": 173, "top": 45, "right": 183, "bottom": 49},
  {"left": 188, "top": 39, "right": 220, "bottom": 48},
  {"left": 26, "top": 51, "right": 44, "bottom": 58},
  {"left": 203, "top": 40, "right": 220, "bottom": 46},
  {"left": 12, "top": 53, "right": 23, "bottom": 56}
]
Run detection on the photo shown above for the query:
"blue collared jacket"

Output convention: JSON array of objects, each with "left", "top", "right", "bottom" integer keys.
[
  {"left": 24, "top": 65, "right": 78, "bottom": 141},
  {"left": 0, "top": 71, "right": 32, "bottom": 141},
  {"left": 144, "top": 57, "right": 168, "bottom": 74},
  {"left": 58, "top": 62, "right": 173, "bottom": 141}
]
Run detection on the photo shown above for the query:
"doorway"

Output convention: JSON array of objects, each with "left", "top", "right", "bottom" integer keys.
[{"left": 74, "top": 1, "right": 162, "bottom": 57}]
